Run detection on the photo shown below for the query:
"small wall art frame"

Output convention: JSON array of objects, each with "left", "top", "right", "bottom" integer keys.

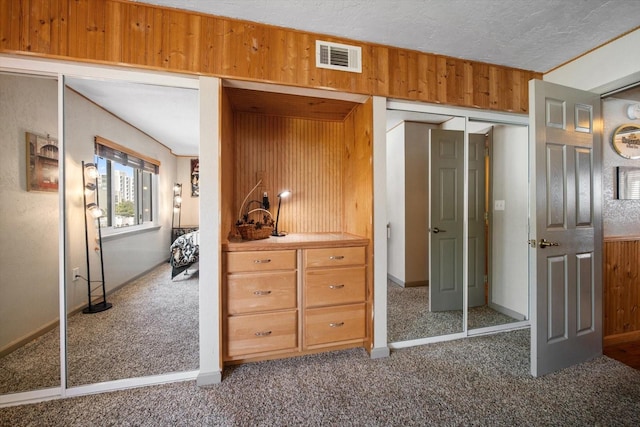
[
  {"left": 26, "top": 131, "right": 59, "bottom": 192},
  {"left": 612, "top": 123, "right": 640, "bottom": 160},
  {"left": 191, "top": 158, "right": 199, "bottom": 197}
]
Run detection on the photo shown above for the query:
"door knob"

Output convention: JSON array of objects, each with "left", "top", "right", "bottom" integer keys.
[
  {"left": 538, "top": 238, "right": 560, "bottom": 249},
  {"left": 431, "top": 227, "right": 446, "bottom": 233}
]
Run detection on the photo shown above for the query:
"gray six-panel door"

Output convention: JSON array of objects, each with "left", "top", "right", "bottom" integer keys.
[
  {"left": 529, "top": 79, "right": 602, "bottom": 377},
  {"left": 430, "top": 129, "right": 464, "bottom": 312}
]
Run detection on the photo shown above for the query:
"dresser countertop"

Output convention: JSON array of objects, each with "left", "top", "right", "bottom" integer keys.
[{"left": 222, "top": 232, "right": 369, "bottom": 252}]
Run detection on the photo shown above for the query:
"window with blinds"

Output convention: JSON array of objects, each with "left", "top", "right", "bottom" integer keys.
[{"left": 94, "top": 136, "right": 159, "bottom": 229}]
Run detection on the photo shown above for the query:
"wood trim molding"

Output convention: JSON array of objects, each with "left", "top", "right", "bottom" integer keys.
[
  {"left": 604, "top": 235, "right": 640, "bottom": 242},
  {"left": 604, "top": 330, "right": 640, "bottom": 346},
  {"left": 95, "top": 135, "right": 161, "bottom": 167}
]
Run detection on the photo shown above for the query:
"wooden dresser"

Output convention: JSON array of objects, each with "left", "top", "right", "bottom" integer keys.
[{"left": 222, "top": 233, "right": 369, "bottom": 364}]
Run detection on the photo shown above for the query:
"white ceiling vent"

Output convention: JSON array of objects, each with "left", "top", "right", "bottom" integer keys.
[{"left": 316, "top": 40, "right": 362, "bottom": 73}]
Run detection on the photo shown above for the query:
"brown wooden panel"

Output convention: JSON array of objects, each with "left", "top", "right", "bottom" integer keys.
[
  {"left": 604, "top": 240, "right": 640, "bottom": 338},
  {"left": 343, "top": 99, "right": 373, "bottom": 239},
  {"left": 29, "top": 0, "right": 49, "bottom": 54},
  {"left": 18, "top": 0, "right": 29, "bottom": 51},
  {"left": 121, "top": 3, "right": 144, "bottom": 65},
  {"left": 1, "top": 0, "right": 15, "bottom": 51},
  {"left": 86, "top": 0, "right": 105, "bottom": 60},
  {"left": 221, "top": 85, "right": 236, "bottom": 242},
  {"left": 2, "top": 0, "right": 541, "bottom": 113},
  {"left": 472, "top": 62, "right": 490, "bottom": 109},
  {"left": 104, "top": 0, "right": 122, "bottom": 63},
  {"left": 198, "top": 15, "right": 217, "bottom": 74}
]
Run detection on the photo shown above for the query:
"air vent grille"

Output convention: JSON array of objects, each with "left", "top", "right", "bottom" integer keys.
[{"left": 316, "top": 40, "right": 362, "bottom": 73}]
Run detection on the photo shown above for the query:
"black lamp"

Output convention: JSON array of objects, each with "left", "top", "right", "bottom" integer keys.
[
  {"left": 272, "top": 190, "right": 291, "bottom": 237},
  {"left": 81, "top": 161, "right": 112, "bottom": 314}
]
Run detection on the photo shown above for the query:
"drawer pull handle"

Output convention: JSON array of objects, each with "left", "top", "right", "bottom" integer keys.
[
  {"left": 329, "top": 322, "right": 345, "bottom": 328},
  {"left": 255, "top": 331, "right": 272, "bottom": 337},
  {"left": 329, "top": 284, "right": 345, "bottom": 289},
  {"left": 253, "top": 290, "right": 272, "bottom": 296},
  {"left": 329, "top": 255, "right": 345, "bottom": 260},
  {"left": 254, "top": 259, "right": 272, "bottom": 264}
]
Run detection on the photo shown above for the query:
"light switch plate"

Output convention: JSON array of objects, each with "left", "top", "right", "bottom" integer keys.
[{"left": 494, "top": 200, "right": 505, "bottom": 211}]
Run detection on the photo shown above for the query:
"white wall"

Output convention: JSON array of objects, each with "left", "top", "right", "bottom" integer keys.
[
  {"left": 490, "top": 125, "right": 529, "bottom": 318},
  {"left": 544, "top": 29, "right": 640, "bottom": 94},
  {"left": 64, "top": 86, "right": 178, "bottom": 311},
  {"left": 386, "top": 123, "right": 406, "bottom": 283},
  {"left": 176, "top": 156, "right": 199, "bottom": 227},
  {"left": 0, "top": 74, "right": 59, "bottom": 351},
  {"left": 386, "top": 121, "right": 432, "bottom": 285},
  {"left": 602, "top": 97, "right": 640, "bottom": 237}
]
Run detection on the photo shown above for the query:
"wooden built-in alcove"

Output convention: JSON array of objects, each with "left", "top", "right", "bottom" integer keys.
[
  {"left": 220, "top": 85, "right": 372, "bottom": 240},
  {"left": 604, "top": 237, "right": 640, "bottom": 346},
  {"left": 219, "top": 82, "right": 374, "bottom": 352}
]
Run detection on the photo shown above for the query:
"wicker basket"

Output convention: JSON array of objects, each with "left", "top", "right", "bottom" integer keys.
[{"left": 236, "top": 224, "right": 273, "bottom": 240}]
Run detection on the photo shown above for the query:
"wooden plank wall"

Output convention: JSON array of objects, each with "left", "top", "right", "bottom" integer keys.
[
  {"left": 1, "top": 0, "right": 542, "bottom": 113},
  {"left": 220, "top": 87, "right": 235, "bottom": 241},
  {"left": 604, "top": 238, "right": 640, "bottom": 343},
  {"left": 342, "top": 98, "right": 374, "bottom": 351},
  {"left": 233, "top": 112, "right": 346, "bottom": 235}
]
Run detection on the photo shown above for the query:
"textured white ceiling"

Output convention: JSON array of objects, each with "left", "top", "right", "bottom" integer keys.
[
  {"left": 134, "top": 0, "right": 640, "bottom": 73},
  {"left": 67, "top": 78, "right": 199, "bottom": 156}
]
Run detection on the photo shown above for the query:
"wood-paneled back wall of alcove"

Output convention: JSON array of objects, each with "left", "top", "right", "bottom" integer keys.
[{"left": 2, "top": 0, "right": 541, "bottom": 113}]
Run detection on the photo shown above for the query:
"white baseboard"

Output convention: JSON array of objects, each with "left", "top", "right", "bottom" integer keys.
[{"left": 197, "top": 370, "right": 222, "bottom": 386}]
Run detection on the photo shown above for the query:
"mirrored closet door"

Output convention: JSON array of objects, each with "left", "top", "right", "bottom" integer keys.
[
  {"left": 63, "top": 77, "right": 200, "bottom": 386},
  {"left": 386, "top": 107, "right": 530, "bottom": 345},
  {"left": 0, "top": 72, "right": 61, "bottom": 395},
  {"left": 386, "top": 111, "right": 466, "bottom": 342},
  {"left": 466, "top": 121, "right": 529, "bottom": 332}
]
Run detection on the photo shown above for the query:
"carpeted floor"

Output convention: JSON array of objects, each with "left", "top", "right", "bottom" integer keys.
[
  {"left": 387, "top": 280, "right": 520, "bottom": 342},
  {"left": 0, "top": 262, "right": 199, "bottom": 394},
  {"left": 1, "top": 329, "right": 639, "bottom": 426}
]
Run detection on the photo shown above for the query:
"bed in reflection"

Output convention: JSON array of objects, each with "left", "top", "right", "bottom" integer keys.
[{"left": 170, "top": 230, "right": 200, "bottom": 278}]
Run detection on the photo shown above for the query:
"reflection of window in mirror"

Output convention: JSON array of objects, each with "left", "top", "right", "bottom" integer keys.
[{"left": 616, "top": 166, "right": 640, "bottom": 199}]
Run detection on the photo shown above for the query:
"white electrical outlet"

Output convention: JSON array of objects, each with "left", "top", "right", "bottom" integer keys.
[{"left": 72, "top": 267, "right": 80, "bottom": 281}]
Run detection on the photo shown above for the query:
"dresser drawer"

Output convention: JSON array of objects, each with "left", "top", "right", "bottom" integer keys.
[
  {"left": 304, "top": 246, "right": 365, "bottom": 268},
  {"left": 226, "top": 271, "right": 297, "bottom": 315},
  {"left": 227, "top": 250, "right": 296, "bottom": 273},
  {"left": 304, "top": 267, "right": 365, "bottom": 308},
  {"left": 226, "top": 311, "right": 297, "bottom": 358},
  {"left": 304, "top": 303, "right": 365, "bottom": 347}
]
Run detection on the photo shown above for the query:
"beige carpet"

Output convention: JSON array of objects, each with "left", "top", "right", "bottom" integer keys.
[
  {"left": 2, "top": 329, "right": 640, "bottom": 426},
  {"left": 0, "top": 262, "right": 198, "bottom": 394},
  {"left": 387, "top": 280, "right": 520, "bottom": 342}
]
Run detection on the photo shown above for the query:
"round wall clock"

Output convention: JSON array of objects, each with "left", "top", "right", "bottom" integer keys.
[{"left": 612, "top": 123, "right": 640, "bottom": 159}]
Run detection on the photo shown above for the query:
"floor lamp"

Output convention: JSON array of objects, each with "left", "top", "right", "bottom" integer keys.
[
  {"left": 82, "top": 161, "right": 112, "bottom": 314},
  {"left": 171, "top": 183, "right": 182, "bottom": 245}
]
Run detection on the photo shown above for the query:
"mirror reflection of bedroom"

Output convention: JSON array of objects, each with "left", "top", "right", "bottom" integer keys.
[
  {"left": 386, "top": 109, "right": 529, "bottom": 344},
  {"left": 0, "top": 72, "right": 200, "bottom": 394}
]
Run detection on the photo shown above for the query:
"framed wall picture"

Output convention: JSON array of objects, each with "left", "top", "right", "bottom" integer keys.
[
  {"left": 26, "top": 131, "right": 59, "bottom": 192},
  {"left": 191, "top": 158, "right": 199, "bottom": 197}
]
